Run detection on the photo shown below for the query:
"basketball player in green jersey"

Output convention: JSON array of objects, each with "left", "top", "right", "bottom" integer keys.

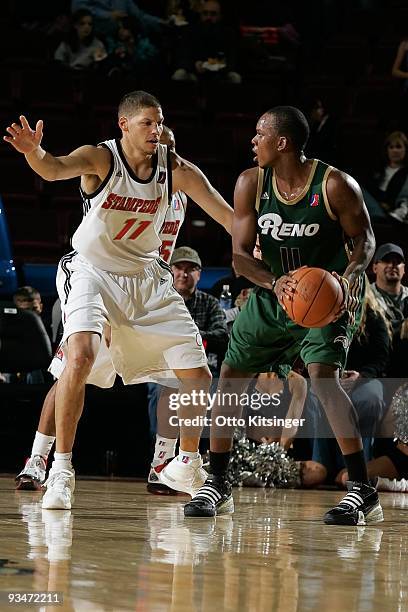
[{"left": 181, "top": 106, "right": 384, "bottom": 525}]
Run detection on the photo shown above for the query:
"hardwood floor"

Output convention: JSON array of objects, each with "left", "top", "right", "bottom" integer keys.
[{"left": 1, "top": 477, "right": 407, "bottom": 611}]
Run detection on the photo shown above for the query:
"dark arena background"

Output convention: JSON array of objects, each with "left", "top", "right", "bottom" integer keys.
[{"left": 1, "top": 1, "right": 408, "bottom": 610}]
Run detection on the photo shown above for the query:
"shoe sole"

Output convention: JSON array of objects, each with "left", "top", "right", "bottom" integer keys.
[
  {"left": 158, "top": 469, "right": 206, "bottom": 496},
  {"left": 146, "top": 482, "right": 180, "bottom": 496},
  {"left": 217, "top": 496, "right": 234, "bottom": 515},
  {"left": 184, "top": 495, "right": 234, "bottom": 518},
  {"left": 42, "top": 494, "right": 74, "bottom": 510},
  {"left": 365, "top": 503, "right": 384, "bottom": 524},
  {"left": 42, "top": 500, "right": 72, "bottom": 510},
  {"left": 15, "top": 477, "right": 43, "bottom": 491}
]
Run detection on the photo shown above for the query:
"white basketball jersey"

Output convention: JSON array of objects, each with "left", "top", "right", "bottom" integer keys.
[
  {"left": 72, "top": 140, "right": 171, "bottom": 273},
  {"left": 159, "top": 190, "right": 187, "bottom": 262}
]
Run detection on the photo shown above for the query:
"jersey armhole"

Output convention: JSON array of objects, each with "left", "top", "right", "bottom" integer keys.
[
  {"left": 80, "top": 143, "right": 115, "bottom": 199},
  {"left": 322, "top": 165, "right": 337, "bottom": 221},
  {"left": 255, "top": 167, "right": 264, "bottom": 213},
  {"left": 180, "top": 191, "right": 188, "bottom": 212},
  {"left": 167, "top": 145, "right": 173, "bottom": 207}
]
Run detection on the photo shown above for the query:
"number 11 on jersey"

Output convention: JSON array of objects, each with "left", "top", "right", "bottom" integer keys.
[{"left": 113, "top": 219, "right": 152, "bottom": 241}]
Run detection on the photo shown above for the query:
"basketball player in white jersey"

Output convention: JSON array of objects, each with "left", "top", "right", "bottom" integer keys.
[
  {"left": 5, "top": 91, "right": 232, "bottom": 509},
  {"left": 13, "top": 125, "right": 201, "bottom": 494}
]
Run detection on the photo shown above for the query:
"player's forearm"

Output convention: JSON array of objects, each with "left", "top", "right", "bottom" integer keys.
[
  {"left": 233, "top": 252, "right": 275, "bottom": 290},
  {"left": 25, "top": 147, "right": 61, "bottom": 181},
  {"left": 195, "top": 188, "right": 233, "bottom": 234},
  {"left": 342, "top": 230, "right": 375, "bottom": 286}
]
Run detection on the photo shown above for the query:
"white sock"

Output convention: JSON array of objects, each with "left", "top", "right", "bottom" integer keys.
[
  {"left": 177, "top": 449, "right": 200, "bottom": 464},
  {"left": 31, "top": 431, "right": 55, "bottom": 461},
  {"left": 52, "top": 452, "right": 73, "bottom": 472},
  {"left": 152, "top": 435, "right": 177, "bottom": 467}
]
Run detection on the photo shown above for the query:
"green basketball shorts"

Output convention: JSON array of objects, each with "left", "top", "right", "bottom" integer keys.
[{"left": 224, "top": 287, "right": 361, "bottom": 373}]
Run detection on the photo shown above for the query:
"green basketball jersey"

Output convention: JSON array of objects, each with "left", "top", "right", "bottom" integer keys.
[{"left": 256, "top": 159, "right": 350, "bottom": 277}]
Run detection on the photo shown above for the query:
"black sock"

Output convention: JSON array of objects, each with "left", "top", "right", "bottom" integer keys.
[
  {"left": 210, "top": 451, "right": 231, "bottom": 478},
  {"left": 343, "top": 450, "right": 369, "bottom": 484}
]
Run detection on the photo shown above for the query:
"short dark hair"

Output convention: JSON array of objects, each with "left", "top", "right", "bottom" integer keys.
[
  {"left": 266, "top": 106, "right": 310, "bottom": 152},
  {"left": 118, "top": 90, "right": 162, "bottom": 118},
  {"left": 13, "top": 286, "right": 41, "bottom": 301}
]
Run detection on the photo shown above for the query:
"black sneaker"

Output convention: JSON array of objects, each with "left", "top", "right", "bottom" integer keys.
[
  {"left": 184, "top": 477, "right": 234, "bottom": 518},
  {"left": 324, "top": 481, "right": 384, "bottom": 526}
]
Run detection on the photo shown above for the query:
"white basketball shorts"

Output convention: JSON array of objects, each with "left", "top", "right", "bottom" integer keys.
[{"left": 51, "top": 252, "right": 207, "bottom": 384}]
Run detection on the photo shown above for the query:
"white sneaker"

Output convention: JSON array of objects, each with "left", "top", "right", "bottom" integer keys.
[
  {"left": 158, "top": 456, "right": 207, "bottom": 496},
  {"left": 42, "top": 469, "right": 75, "bottom": 510},
  {"left": 376, "top": 477, "right": 408, "bottom": 492},
  {"left": 15, "top": 455, "right": 47, "bottom": 491}
]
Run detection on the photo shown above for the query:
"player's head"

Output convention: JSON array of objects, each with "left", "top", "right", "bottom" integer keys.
[
  {"left": 118, "top": 90, "right": 164, "bottom": 155},
  {"left": 252, "top": 106, "right": 310, "bottom": 168},
  {"left": 13, "top": 286, "right": 43, "bottom": 315},
  {"left": 160, "top": 125, "right": 176, "bottom": 151}
]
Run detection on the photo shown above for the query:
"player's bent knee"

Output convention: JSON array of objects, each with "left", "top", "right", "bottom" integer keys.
[{"left": 66, "top": 353, "right": 96, "bottom": 377}]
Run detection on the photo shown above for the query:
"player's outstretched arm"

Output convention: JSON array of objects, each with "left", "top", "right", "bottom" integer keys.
[
  {"left": 171, "top": 153, "right": 233, "bottom": 233},
  {"left": 327, "top": 170, "right": 375, "bottom": 286},
  {"left": 3, "top": 115, "right": 109, "bottom": 182},
  {"left": 232, "top": 168, "right": 276, "bottom": 290}
]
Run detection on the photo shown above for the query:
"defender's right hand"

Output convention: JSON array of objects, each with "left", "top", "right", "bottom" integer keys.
[{"left": 3, "top": 115, "right": 43, "bottom": 154}]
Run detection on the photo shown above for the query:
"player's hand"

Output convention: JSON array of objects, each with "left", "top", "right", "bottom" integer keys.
[
  {"left": 331, "top": 271, "right": 359, "bottom": 323},
  {"left": 3, "top": 115, "right": 43, "bottom": 154},
  {"left": 274, "top": 271, "right": 298, "bottom": 309}
]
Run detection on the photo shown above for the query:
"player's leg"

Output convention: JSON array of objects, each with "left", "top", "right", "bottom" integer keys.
[
  {"left": 147, "top": 384, "right": 179, "bottom": 495},
  {"left": 15, "top": 382, "right": 57, "bottom": 490},
  {"left": 184, "top": 288, "right": 300, "bottom": 517},
  {"left": 42, "top": 331, "right": 100, "bottom": 510},
  {"left": 158, "top": 364, "right": 212, "bottom": 496},
  {"left": 184, "top": 363, "right": 254, "bottom": 518},
  {"left": 302, "top": 314, "right": 383, "bottom": 525}
]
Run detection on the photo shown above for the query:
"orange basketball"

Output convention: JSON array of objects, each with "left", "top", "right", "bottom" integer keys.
[{"left": 285, "top": 267, "right": 344, "bottom": 328}]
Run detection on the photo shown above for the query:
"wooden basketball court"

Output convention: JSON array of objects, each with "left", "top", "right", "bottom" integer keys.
[{"left": 1, "top": 476, "right": 407, "bottom": 611}]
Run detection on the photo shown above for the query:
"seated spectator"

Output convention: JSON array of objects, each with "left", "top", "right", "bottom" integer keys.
[
  {"left": 167, "top": 0, "right": 202, "bottom": 27},
  {"left": 371, "top": 243, "right": 408, "bottom": 379},
  {"left": 305, "top": 98, "right": 338, "bottom": 166},
  {"left": 106, "top": 19, "right": 160, "bottom": 76},
  {"left": 171, "top": 0, "right": 242, "bottom": 84},
  {"left": 13, "top": 286, "right": 43, "bottom": 315},
  {"left": 363, "top": 131, "right": 408, "bottom": 222},
  {"left": 1, "top": 287, "right": 52, "bottom": 384},
  {"left": 146, "top": 246, "right": 228, "bottom": 448},
  {"left": 333, "top": 384, "right": 408, "bottom": 491},
  {"left": 71, "top": 0, "right": 166, "bottom": 38},
  {"left": 54, "top": 9, "right": 108, "bottom": 71},
  {"left": 170, "top": 246, "right": 228, "bottom": 374},
  {"left": 305, "top": 279, "right": 391, "bottom": 486}
]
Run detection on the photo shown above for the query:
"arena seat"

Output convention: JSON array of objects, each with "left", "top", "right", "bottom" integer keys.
[{"left": 0, "top": 303, "right": 52, "bottom": 371}]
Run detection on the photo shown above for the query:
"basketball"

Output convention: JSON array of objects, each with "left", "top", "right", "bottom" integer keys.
[{"left": 285, "top": 267, "right": 344, "bottom": 328}]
